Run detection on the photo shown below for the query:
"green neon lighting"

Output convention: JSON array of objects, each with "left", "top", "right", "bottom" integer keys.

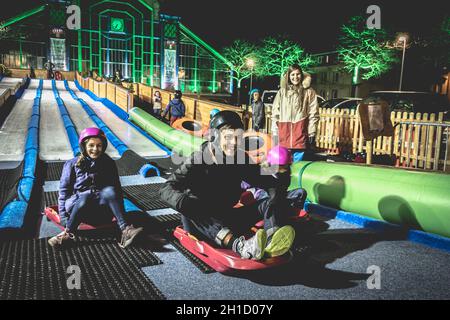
[
  {"left": 194, "top": 45, "right": 199, "bottom": 93},
  {"left": 0, "top": 4, "right": 47, "bottom": 29},
  {"left": 150, "top": 15, "right": 154, "bottom": 86},
  {"left": 179, "top": 23, "right": 234, "bottom": 70},
  {"left": 98, "top": 9, "right": 137, "bottom": 78},
  {"left": 90, "top": 0, "right": 150, "bottom": 81},
  {"left": 212, "top": 60, "right": 216, "bottom": 93},
  {"left": 111, "top": 17, "right": 125, "bottom": 33}
]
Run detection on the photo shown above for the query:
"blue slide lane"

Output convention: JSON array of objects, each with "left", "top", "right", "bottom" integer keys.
[
  {"left": 57, "top": 80, "right": 128, "bottom": 155},
  {"left": 0, "top": 78, "right": 41, "bottom": 229},
  {"left": 71, "top": 80, "right": 170, "bottom": 156}
]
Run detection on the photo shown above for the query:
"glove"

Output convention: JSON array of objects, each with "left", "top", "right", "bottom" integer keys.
[{"left": 308, "top": 135, "right": 316, "bottom": 149}]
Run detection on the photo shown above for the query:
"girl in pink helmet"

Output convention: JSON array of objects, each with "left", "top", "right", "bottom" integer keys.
[
  {"left": 241, "top": 145, "right": 307, "bottom": 215},
  {"left": 48, "top": 127, "right": 143, "bottom": 248}
]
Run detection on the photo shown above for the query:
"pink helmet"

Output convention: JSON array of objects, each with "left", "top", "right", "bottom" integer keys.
[
  {"left": 267, "top": 145, "right": 292, "bottom": 166},
  {"left": 79, "top": 127, "right": 107, "bottom": 154}
]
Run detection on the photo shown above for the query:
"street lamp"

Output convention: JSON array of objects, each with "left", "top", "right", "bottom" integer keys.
[
  {"left": 246, "top": 58, "right": 255, "bottom": 105},
  {"left": 396, "top": 33, "right": 409, "bottom": 91}
]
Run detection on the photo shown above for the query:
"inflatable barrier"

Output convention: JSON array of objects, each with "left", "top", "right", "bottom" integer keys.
[
  {"left": 129, "top": 107, "right": 206, "bottom": 157},
  {"left": 290, "top": 161, "right": 450, "bottom": 238}
]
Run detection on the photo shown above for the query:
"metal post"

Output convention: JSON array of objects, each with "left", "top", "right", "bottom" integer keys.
[
  {"left": 399, "top": 40, "right": 406, "bottom": 91},
  {"left": 248, "top": 71, "right": 253, "bottom": 106}
]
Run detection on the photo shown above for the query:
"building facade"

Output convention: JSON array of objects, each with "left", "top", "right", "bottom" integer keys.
[
  {"left": 0, "top": 0, "right": 233, "bottom": 95},
  {"left": 310, "top": 51, "right": 386, "bottom": 99}
]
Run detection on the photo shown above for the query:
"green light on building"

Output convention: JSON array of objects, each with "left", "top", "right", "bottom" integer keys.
[{"left": 110, "top": 17, "right": 125, "bottom": 33}]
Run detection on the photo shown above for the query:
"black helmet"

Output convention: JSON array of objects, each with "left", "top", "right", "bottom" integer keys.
[
  {"left": 174, "top": 90, "right": 182, "bottom": 99},
  {"left": 209, "top": 110, "right": 244, "bottom": 130}
]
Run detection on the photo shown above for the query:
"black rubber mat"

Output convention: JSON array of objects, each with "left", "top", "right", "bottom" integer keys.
[
  {"left": 0, "top": 237, "right": 165, "bottom": 300},
  {"left": 154, "top": 212, "right": 216, "bottom": 274},
  {"left": 122, "top": 184, "right": 169, "bottom": 211},
  {"left": 43, "top": 191, "right": 59, "bottom": 208},
  {"left": 169, "top": 236, "right": 216, "bottom": 274},
  {"left": 45, "top": 162, "right": 65, "bottom": 181},
  {"left": 0, "top": 161, "right": 24, "bottom": 211},
  {"left": 152, "top": 213, "right": 182, "bottom": 228}
]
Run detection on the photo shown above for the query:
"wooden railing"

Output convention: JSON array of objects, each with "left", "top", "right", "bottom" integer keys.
[
  {"left": 75, "top": 73, "right": 133, "bottom": 113},
  {"left": 135, "top": 83, "right": 244, "bottom": 126}
]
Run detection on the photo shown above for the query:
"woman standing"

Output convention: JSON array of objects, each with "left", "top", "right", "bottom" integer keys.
[{"left": 271, "top": 64, "right": 319, "bottom": 159}]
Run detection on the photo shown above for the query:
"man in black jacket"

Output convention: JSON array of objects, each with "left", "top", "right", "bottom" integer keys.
[{"left": 160, "top": 111, "right": 296, "bottom": 260}]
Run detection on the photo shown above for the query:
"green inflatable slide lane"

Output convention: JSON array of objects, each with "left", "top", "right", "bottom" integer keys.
[
  {"left": 290, "top": 161, "right": 450, "bottom": 238},
  {"left": 129, "top": 107, "right": 450, "bottom": 239},
  {"left": 128, "top": 107, "right": 206, "bottom": 157}
]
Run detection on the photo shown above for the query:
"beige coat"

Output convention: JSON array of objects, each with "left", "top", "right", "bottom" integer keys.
[{"left": 271, "top": 72, "right": 319, "bottom": 149}]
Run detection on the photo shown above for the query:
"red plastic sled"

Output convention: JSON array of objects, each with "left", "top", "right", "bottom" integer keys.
[
  {"left": 173, "top": 226, "right": 293, "bottom": 273},
  {"left": 43, "top": 205, "right": 116, "bottom": 231},
  {"left": 173, "top": 191, "right": 310, "bottom": 273}
]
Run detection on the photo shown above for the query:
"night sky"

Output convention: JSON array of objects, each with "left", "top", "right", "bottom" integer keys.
[
  {"left": 159, "top": 0, "right": 449, "bottom": 52},
  {"left": 2, "top": 0, "right": 448, "bottom": 53}
]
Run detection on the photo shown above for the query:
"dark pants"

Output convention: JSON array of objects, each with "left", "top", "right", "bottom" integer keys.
[
  {"left": 170, "top": 116, "right": 182, "bottom": 126},
  {"left": 182, "top": 188, "right": 307, "bottom": 244},
  {"left": 66, "top": 187, "right": 127, "bottom": 232}
]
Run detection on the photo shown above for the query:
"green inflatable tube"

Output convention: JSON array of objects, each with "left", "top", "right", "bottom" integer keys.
[
  {"left": 128, "top": 107, "right": 205, "bottom": 157},
  {"left": 290, "top": 161, "right": 450, "bottom": 238}
]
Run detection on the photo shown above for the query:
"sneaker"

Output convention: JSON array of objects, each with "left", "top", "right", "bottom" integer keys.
[
  {"left": 233, "top": 229, "right": 267, "bottom": 261},
  {"left": 119, "top": 225, "right": 144, "bottom": 249},
  {"left": 264, "top": 225, "right": 295, "bottom": 257},
  {"left": 48, "top": 229, "right": 75, "bottom": 247}
]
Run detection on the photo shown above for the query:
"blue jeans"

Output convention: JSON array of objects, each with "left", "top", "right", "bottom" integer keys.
[{"left": 66, "top": 187, "right": 127, "bottom": 232}]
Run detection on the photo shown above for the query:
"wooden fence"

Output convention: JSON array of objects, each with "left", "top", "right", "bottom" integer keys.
[
  {"left": 135, "top": 83, "right": 244, "bottom": 126},
  {"left": 314, "top": 108, "right": 450, "bottom": 172}
]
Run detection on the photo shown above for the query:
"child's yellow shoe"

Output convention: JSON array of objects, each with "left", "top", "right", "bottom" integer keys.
[{"left": 264, "top": 225, "right": 295, "bottom": 258}]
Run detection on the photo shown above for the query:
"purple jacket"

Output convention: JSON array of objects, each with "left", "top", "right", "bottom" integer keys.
[{"left": 58, "top": 154, "right": 123, "bottom": 218}]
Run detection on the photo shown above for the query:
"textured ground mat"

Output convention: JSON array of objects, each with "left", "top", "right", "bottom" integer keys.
[
  {"left": 45, "top": 161, "right": 65, "bottom": 182},
  {"left": 122, "top": 183, "right": 169, "bottom": 211},
  {"left": 115, "top": 150, "right": 154, "bottom": 176},
  {"left": 0, "top": 237, "right": 165, "bottom": 300},
  {"left": 150, "top": 213, "right": 216, "bottom": 274}
]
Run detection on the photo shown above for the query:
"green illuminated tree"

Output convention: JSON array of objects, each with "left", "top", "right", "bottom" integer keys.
[
  {"left": 337, "top": 16, "right": 397, "bottom": 95},
  {"left": 256, "top": 36, "right": 317, "bottom": 77},
  {"left": 222, "top": 40, "right": 259, "bottom": 104}
]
